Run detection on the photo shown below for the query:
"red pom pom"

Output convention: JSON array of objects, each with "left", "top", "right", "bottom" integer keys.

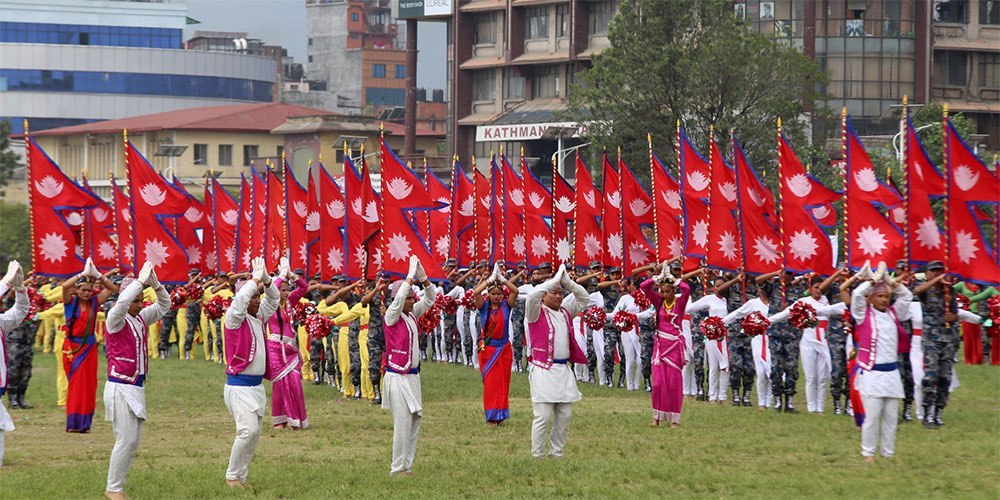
[
  {"left": 987, "top": 295, "right": 1000, "bottom": 324},
  {"left": 741, "top": 312, "right": 770, "bottom": 337},
  {"left": 184, "top": 283, "right": 204, "bottom": 302},
  {"left": 459, "top": 290, "right": 477, "bottom": 309},
  {"left": 169, "top": 287, "right": 187, "bottom": 310},
  {"left": 956, "top": 295, "right": 971, "bottom": 311},
  {"left": 612, "top": 310, "right": 638, "bottom": 331},
  {"left": 204, "top": 294, "right": 231, "bottom": 320},
  {"left": 437, "top": 295, "right": 459, "bottom": 315},
  {"left": 306, "top": 314, "right": 332, "bottom": 340},
  {"left": 26, "top": 287, "right": 51, "bottom": 319},
  {"left": 292, "top": 300, "right": 317, "bottom": 324},
  {"left": 700, "top": 316, "right": 728, "bottom": 341},
  {"left": 631, "top": 289, "right": 652, "bottom": 311},
  {"left": 418, "top": 303, "right": 442, "bottom": 334},
  {"left": 789, "top": 301, "right": 818, "bottom": 329},
  {"left": 841, "top": 310, "right": 855, "bottom": 337},
  {"left": 583, "top": 306, "right": 607, "bottom": 330}
]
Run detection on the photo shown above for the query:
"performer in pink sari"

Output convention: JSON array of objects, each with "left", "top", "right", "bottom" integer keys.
[
  {"left": 472, "top": 264, "right": 521, "bottom": 425},
  {"left": 640, "top": 262, "right": 692, "bottom": 428},
  {"left": 265, "top": 264, "right": 309, "bottom": 429}
]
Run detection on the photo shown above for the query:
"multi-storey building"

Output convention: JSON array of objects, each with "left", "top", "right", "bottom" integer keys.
[
  {"left": 0, "top": 0, "right": 280, "bottom": 135},
  {"left": 451, "top": 0, "right": 618, "bottom": 173}
]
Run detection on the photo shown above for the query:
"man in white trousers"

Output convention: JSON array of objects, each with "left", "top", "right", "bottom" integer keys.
[
  {"left": 723, "top": 278, "right": 779, "bottom": 410},
  {"left": 0, "top": 261, "right": 29, "bottom": 469},
  {"left": 613, "top": 278, "right": 654, "bottom": 391},
  {"left": 525, "top": 265, "right": 590, "bottom": 458},
  {"left": 684, "top": 276, "right": 733, "bottom": 404},
  {"left": 382, "top": 256, "right": 436, "bottom": 475},
  {"left": 222, "top": 257, "right": 279, "bottom": 488},
  {"left": 103, "top": 263, "right": 170, "bottom": 500}
]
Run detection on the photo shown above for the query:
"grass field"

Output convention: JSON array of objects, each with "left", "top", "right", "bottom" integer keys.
[{"left": 1, "top": 353, "right": 998, "bottom": 499}]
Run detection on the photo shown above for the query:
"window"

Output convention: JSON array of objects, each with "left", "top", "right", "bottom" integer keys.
[
  {"left": 589, "top": 1, "right": 614, "bottom": 35},
  {"left": 243, "top": 145, "right": 258, "bottom": 166},
  {"left": 351, "top": 13, "right": 359, "bottom": 22},
  {"left": 219, "top": 144, "right": 233, "bottom": 166},
  {"left": 525, "top": 6, "right": 548, "bottom": 39},
  {"left": 556, "top": 4, "right": 570, "bottom": 37},
  {"left": 276, "top": 145, "right": 284, "bottom": 158},
  {"left": 934, "top": 0, "right": 967, "bottom": 23},
  {"left": 473, "top": 12, "right": 497, "bottom": 44},
  {"left": 373, "top": 64, "right": 386, "bottom": 78},
  {"left": 933, "top": 51, "right": 968, "bottom": 86},
  {"left": 308, "top": 55, "right": 313, "bottom": 63},
  {"left": 0, "top": 69, "right": 272, "bottom": 101},
  {"left": 979, "top": 52, "right": 1000, "bottom": 88},
  {"left": 503, "top": 68, "right": 524, "bottom": 99},
  {"left": 532, "top": 65, "right": 558, "bottom": 98},
  {"left": 308, "top": 37, "right": 313, "bottom": 46},
  {"left": 473, "top": 69, "right": 495, "bottom": 101},
  {"left": 395, "top": 64, "right": 406, "bottom": 79},
  {"left": 982, "top": 0, "right": 1000, "bottom": 24},
  {"left": 194, "top": 144, "right": 208, "bottom": 165}
]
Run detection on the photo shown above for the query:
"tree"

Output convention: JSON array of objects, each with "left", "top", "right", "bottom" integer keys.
[
  {"left": 566, "top": 0, "right": 827, "bottom": 185},
  {"left": 0, "top": 201, "right": 31, "bottom": 271},
  {"left": 0, "top": 120, "right": 18, "bottom": 187}
]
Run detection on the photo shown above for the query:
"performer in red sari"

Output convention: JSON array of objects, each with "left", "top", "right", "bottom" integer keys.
[
  {"left": 640, "top": 260, "right": 693, "bottom": 428},
  {"left": 473, "top": 264, "right": 521, "bottom": 425},
  {"left": 61, "top": 258, "right": 116, "bottom": 433}
]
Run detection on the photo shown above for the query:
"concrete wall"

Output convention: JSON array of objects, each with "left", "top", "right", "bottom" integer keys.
[{"left": 307, "top": 1, "right": 364, "bottom": 111}]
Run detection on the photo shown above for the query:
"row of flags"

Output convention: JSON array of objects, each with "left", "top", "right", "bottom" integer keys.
[{"left": 24, "top": 110, "right": 1000, "bottom": 286}]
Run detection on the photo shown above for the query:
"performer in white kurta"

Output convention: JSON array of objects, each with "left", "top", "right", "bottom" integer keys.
[
  {"left": 849, "top": 263, "right": 911, "bottom": 462},
  {"left": 525, "top": 265, "right": 590, "bottom": 458},
  {"left": 768, "top": 274, "right": 846, "bottom": 413},
  {"left": 723, "top": 280, "right": 777, "bottom": 410},
  {"left": 684, "top": 286, "right": 730, "bottom": 403},
  {"left": 103, "top": 263, "right": 170, "bottom": 500},
  {"left": 222, "top": 257, "right": 280, "bottom": 488},
  {"left": 613, "top": 282, "right": 655, "bottom": 391},
  {"left": 0, "top": 261, "right": 29, "bottom": 469},
  {"left": 382, "top": 256, "right": 436, "bottom": 475}
]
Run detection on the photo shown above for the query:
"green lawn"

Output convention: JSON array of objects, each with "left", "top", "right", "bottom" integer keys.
[{"left": 2, "top": 353, "right": 998, "bottom": 498}]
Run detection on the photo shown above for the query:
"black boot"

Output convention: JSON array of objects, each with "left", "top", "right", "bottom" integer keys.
[
  {"left": 353, "top": 386, "right": 361, "bottom": 399},
  {"left": 934, "top": 407, "right": 945, "bottom": 427},
  {"left": 833, "top": 399, "right": 843, "bottom": 415},
  {"left": 645, "top": 378, "right": 652, "bottom": 393},
  {"left": 732, "top": 389, "right": 741, "bottom": 407},
  {"left": 784, "top": 395, "right": 799, "bottom": 414},
  {"left": 7, "top": 392, "right": 19, "bottom": 409},
  {"left": 617, "top": 373, "right": 625, "bottom": 389},
  {"left": 16, "top": 391, "right": 32, "bottom": 410},
  {"left": 922, "top": 406, "right": 939, "bottom": 429},
  {"left": 742, "top": 390, "right": 752, "bottom": 407},
  {"left": 901, "top": 402, "right": 913, "bottom": 422},
  {"left": 372, "top": 385, "right": 382, "bottom": 405}
]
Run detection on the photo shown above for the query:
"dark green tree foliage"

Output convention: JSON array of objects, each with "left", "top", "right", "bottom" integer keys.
[
  {"left": 567, "top": 0, "right": 827, "bottom": 186},
  {"left": 0, "top": 120, "right": 19, "bottom": 187},
  {"left": 0, "top": 201, "right": 31, "bottom": 271}
]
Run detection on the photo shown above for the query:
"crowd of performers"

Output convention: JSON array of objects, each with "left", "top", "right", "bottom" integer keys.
[{"left": 0, "top": 253, "right": 998, "bottom": 496}]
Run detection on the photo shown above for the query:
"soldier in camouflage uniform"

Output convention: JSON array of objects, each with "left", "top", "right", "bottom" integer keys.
[
  {"left": 158, "top": 286, "right": 179, "bottom": 359},
  {"left": 914, "top": 260, "right": 959, "bottom": 429},
  {"left": 766, "top": 272, "right": 807, "bottom": 412},
  {"left": 304, "top": 275, "right": 327, "bottom": 384},
  {"left": 4, "top": 295, "right": 37, "bottom": 409},
  {"left": 686, "top": 275, "right": 708, "bottom": 400},
  {"left": 893, "top": 260, "right": 915, "bottom": 421},
  {"left": 727, "top": 276, "right": 754, "bottom": 406},
  {"left": 324, "top": 275, "right": 349, "bottom": 389},
  {"left": 600, "top": 267, "right": 624, "bottom": 388},
  {"left": 825, "top": 285, "right": 850, "bottom": 415},
  {"left": 365, "top": 276, "right": 388, "bottom": 404},
  {"left": 508, "top": 262, "right": 532, "bottom": 373},
  {"left": 182, "top": 269, "right": 203, "bottom": 360},
  {"left": 439, "top": 260, "right": 462, "bottom": 364}
]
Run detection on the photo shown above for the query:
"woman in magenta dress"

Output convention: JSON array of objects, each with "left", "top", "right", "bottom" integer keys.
[
  {"left": 265, "top": 272, "right": 309, "bottom": 429},
  {"left": 640, "top": 262, "right": 692, "bottom": 428},
  {"left": 473, "top": 266, "right": 521, "bottom": 425}
]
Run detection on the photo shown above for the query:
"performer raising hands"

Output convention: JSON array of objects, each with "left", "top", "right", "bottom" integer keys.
[
  {"left": 641, "top": 260, "right": 693, "bottom": 427},
  {"left": 472, "top": 263, "right": 522, "bottom": 425},
  {"left": 0, "top": 261, "right": 30, "bottom": 468}
]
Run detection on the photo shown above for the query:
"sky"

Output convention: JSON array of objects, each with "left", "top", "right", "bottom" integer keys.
[{"left": 184, "top": 0, "right": 447, "bottom": 91}]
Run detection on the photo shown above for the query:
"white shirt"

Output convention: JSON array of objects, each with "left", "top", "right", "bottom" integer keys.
[
  {"left": 225, "top": 280, "right": 280, "bottom": 377},
  {"left": 768, "top": 295, "right": 845, "bottom": 344},
  {"left": 524, "top": 273, "right": 590, "bottom": 403},
  {"left": 851, "top": 281, "right": 912, "bottom": 398},
  {"left": 686, "top": 294, "right": 728, "bottom": 319},
  {"left": 723, "top": 297, "right": 770, "bottom": 326},
  {"left": 613, "top": 294, "right": 655, "bottom": 335}
]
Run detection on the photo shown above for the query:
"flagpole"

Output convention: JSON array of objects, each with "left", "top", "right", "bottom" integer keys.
[
  {"left": 448, "top": 154, "right": 458, "bottom": 263},
  {"left": 571, "top": 151, "right": 580, "bottom": 267},
  {"left": 281, "top": 151, "right": 289, "bottom": 261},
  {"left": 617, "top": 146, "right": 625, "bottom": 273},
  {"left": 776, "top": 118, "right": 787, "bottom": 303},
  {"left": 600, "top": 150, "right": 608, "bottom": 269},
  {"left": 901, "top": 95, "right": 910, "bottom": 267},
  {"left": 841, "top": 107, "right": 848, "bottom": 270},
  {"left": 943, "top": 104, "right": 952, "bottom": 326},
  {"left": 473, "top": 154, "right": 480, "bottom": 266},
  {"left": 706, "top": 126, "right": 713, "bottom": 277},
  {"left": 732, "top": 129, "right": 747, "bottom": 279},
  {"left": 124, "top": 128, "right": 138, "bottom": 274},
  {"left": 675, "top": 119, "right": 683, "bottom": 274},
  {"left": 648, "top": 133, "right": 658, "bottom": 262},
  {"left": 25, "top": 119, "right": 37, "bottom": 272},
  {"left": 549, "top": 147, "right": 557, "bottom": 265}
]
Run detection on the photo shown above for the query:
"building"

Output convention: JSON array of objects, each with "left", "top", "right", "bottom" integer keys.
[
  {"left": 27, "top": 102, "right": 335, "bottom": 200},
  {"left": 0, "top": 0, "right": 279, "bottom": 135},
  {"left": 305, "top": 0, "right": 409, "bottom": 113},
  {"left": 450, "top": 0, "right": 619, "bottom": 176}
]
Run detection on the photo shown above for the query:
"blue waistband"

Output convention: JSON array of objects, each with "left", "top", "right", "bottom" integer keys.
[
  {"left": 0, "top": 387, "right": 4, "bottom": 396},
  {"left": 553, "top": 358, "right": 569, "bottom": 364},
  {"left": 109, "top": 374, "right": 145, "bottom": 387},
  {"left": 485, "top": 338, "right": 508, "bottom": 348},
  {"left": 227, "top": 374, "right": 264, "bottom": 386},
  {"left": 387, "top": 367, "right": 420, "bottom": 375},
  {"left": 871, "top": 362, "right": 898, "bottom": 372}
]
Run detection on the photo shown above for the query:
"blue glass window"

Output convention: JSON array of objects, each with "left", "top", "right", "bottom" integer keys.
[
  {"left": 395, "top": 65, "right": 406, "bottom": 79},
  {"left": 372, "top": 64, "right": 386, "bottom": 78},
  {"left": 0, "top": 22, "right": 181, "bottom": 48},
  {"left": 365, "top": 87, "right": 404, "bottom": 106},
  {"left": 0, "top": 69, "right": 273, "bottom": 101}
]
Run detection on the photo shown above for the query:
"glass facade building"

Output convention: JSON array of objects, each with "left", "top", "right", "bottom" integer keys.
[{"left": 0, "top": 22, "right": 182, "bottom": 48}]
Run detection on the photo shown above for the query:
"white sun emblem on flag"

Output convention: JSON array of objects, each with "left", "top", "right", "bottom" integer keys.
[
  {"left": 387, "top": 233, "right": 412, "bottom": 262},
  {"left": 34, "top": 175, "right": 64, "bottom": 199},
  {"left": 856, "top": 225, "right": 888, "bottom": 257},
  {"left": 242, "top": 248, "right": 253, "bottom": 269},
  {"left": 555, "top": 238, "right": 571, "bottom": 262},
  {"left": 186, "top": 245, "right": 201, "bottom": 264},
  {"left": 607, "top": 191, "right": 621, "bottom": 210},
  {"left": 788, "top": 230, "right": 819, "bottom": 263},
  {"left": 353, "top": 244, "right": 368, "bottom": 266},
  {"left": 144, "top": 238, "right": 170, "bottom": 268},
  {"left": 204, "top": 251, "right": 217, "bottom": 270},
  {"left": 297, "top": 242, "right": 310, "bottom": 265},
  {"left": 786, "top": 173, "right": 813, "bottom": 198},
  {"left": 271, "top": 247, "right": 281, "bottom": 264},
  {"left": 512, "top": 233, "right": 526, "bottom": 257},
  {"left": 692, "top": 219, "right": 709, "bottom": 249},
  {"left": 327, "top": 246, "right": 344, "bottom": 272},
  {"left": 435, "top": 236, "right": 449, "bottom": 257},
  {"left": 224, "top": 247, "right": 235, "bottom": 267},
  {"left": 607, "top": 233, "right": 623, "bottom": 260},
  {"left": 628, "top": 242, "right": 649, "bottom": 266},
  {"left": 753, "top": 236, "right": 780, "bottom": 265},
  {"left": 955, "top": 230, "right": 980, "bottom": 264},
  {"left": 97, "top": 241, "right": 115, "bottom": 261},
  {"left": 306, "top": 212, "right": 320, "bottom": 232},
  {"left": 531, "top": 234, "right": 548, "bottom": 258},
  {"left": 139, "top": 184, "right": 166, "bottom": 206},
  {"left": 465, "top": 239, "right": 476, "bottom": 259},
  {"left": 668, "top": 237, "right": 683, "bottom": 259},
  {"left": 583, "top": 233, "right": 602, "bottom": 258},
  {"left": 481, "top": 236, "right": 493, "bottom": 255},
  {"left": 372, "top": 248, "right": 383, "bottom": 268},
  {"left": 915, "top": 217, "right": 941, "bottom": 250},
  {"left": 717, "top": 231, "right": 738, "bottom": 262}
]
